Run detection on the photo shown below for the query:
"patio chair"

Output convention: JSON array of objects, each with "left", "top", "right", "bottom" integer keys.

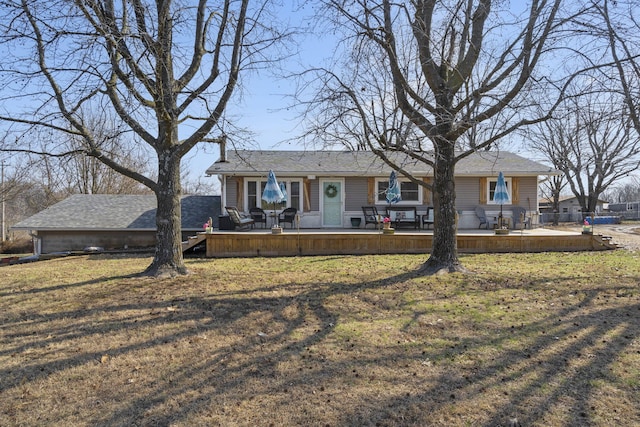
[
  {"left": 249, "top": 207, "right": 267, "bottom": 228},
  {"left": 278, "top": 207, "right": 298, "bottom": 228},
  {"left": 475, "top": 206, "right": 495, "bottom": 229},
  {"left": 512, "top": 206, "right": 532, "bottom": 229},
  {"left": 422, "top": 207, "right": 434, "bottom": 229},
  {"left": 224, "top": 206, "right": 255, "bottom": 230},
  {"left": 361, "top": 206, "right": 380, "bottom": 228}
]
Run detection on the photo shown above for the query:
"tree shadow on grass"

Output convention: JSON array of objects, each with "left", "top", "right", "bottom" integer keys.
[
  {"left": 357, "top": 286, "right": 640, "bottom": 426},
  {"left": 1, "top": 265, "right": 638, "bottom": 426}
]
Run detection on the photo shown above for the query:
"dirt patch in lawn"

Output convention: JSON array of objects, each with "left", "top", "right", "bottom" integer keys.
[{"left": 1, "top": 251, "right": 639, "bottom": 426}]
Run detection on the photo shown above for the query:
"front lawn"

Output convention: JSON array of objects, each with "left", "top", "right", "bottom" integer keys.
[{"left": 1, "top": 251, "right": 638, "bottom": 426}]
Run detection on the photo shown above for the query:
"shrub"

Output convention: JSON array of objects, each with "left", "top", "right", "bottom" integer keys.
[{"left": 0, "top": 236, "right": 33, "bottom": 254}]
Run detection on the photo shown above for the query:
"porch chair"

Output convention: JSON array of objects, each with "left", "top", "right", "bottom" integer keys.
[
  {"left": 224, "top": 206, "right": 255, "bottom": 230},
  {"left": 278, "top": 207, "right": 298, "bottom": 228},
  {"left": 249, "top": 207, "right": 267, "bottom": 228},
  {"left": 475, "top": 206, "right": 496, "bottom": 229},
  {"left": 361, "top": 206, "right": 380, "bottom": 228},
  {"left": 512, "top": 206, "right": 532, "bottom": 230},
  {"left": 422, "top": 207, "right": 434, "bottom": 229}
]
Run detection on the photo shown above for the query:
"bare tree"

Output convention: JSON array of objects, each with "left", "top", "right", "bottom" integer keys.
[
  {"left": 539, "top": 173, "right": 568, "bottom": 226},
  {"left": 182, "top": 173, "right": 217, "bottom": 195},
  {"left": 597, "top": 0, "right": 640, "bottom": 134},
  {"left": 0, "top": 1, "right": 288, "bottom": 276},
  {"left": 532, "top": 93, "right": 640, "bottom": 218},
  {"left": 603, "top": 176, "right": 640, "bottom": 203},
  {"left": 565, "top": 0, "right": 640, "bottom": 207},
  {"left": 304, "top": 0, "right": 568, "bottom": 274},
  {"left": 57, "top": 116, "right": 153, "bottom": 196},
  {"left": 0, "top": 152, "right": 50, "bottom": 240}
]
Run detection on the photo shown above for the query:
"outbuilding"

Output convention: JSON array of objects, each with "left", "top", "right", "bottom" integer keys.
[{"left": 11, "top": 194, "right": 220, "bottom": 254}]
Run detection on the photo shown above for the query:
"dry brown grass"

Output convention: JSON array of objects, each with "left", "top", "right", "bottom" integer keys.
[{"left": 1, "top": 250, "right": 639, "bottom": 426}]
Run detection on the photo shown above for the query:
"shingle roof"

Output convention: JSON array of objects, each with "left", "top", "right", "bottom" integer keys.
[
  {"left": 12, "top": 194, "right": 221, "bottom": 231},
  {"left": 206, "top": 150, "right": 555, "bottom": 177}
]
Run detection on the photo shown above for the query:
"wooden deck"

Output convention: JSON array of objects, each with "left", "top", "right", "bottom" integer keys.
[{"left": 202, "top": 228, "right": 617, "bottom": 258}]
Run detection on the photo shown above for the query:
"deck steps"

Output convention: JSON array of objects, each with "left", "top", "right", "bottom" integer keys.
[
  {"left": 593, "top": 234, "right": 619, "bottom": 250},
  {"left": 181, "top": 234, "right": 206, "bottom": 252}
]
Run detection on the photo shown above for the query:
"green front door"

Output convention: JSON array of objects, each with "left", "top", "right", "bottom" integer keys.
[{"left": 322, "top": 180, "right": 343, "bottom": 227}]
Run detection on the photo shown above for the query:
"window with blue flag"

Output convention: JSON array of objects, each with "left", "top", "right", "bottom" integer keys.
[
  {"left": 488, "top": 175, "right": 511, "bottom": 205},
  {"left": 377, "top": 180, "right": 419, "bottom": 203}
]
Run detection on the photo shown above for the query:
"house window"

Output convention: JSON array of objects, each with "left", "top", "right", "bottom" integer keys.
[
  {"left": 246, "top": 179, "right": 302, "bottom": 211},
  {"left": 247, "top": 180, "right": 276, "bottom": 210},
  {"left": 248, "top": 181, "right": 259, "bottom": 209},
  {"left": 289, "top": 181, "right": 301, "bottom": 211},
  {"left": 376, "top": 179, "right": 420, "bottom": 204},
  {"left": 487, "top": 177, "right": 512, "bottom": 205}
]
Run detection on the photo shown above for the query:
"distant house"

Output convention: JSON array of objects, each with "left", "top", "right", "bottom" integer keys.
[
  {"left": 206, "top": 150, "right": 555, "bottom": 229},
  {"left": 608, "top": 201, "right": 640, "bottom": 220},
  {"left": 539, "top": 195, "right": 608, "bottom": 223},
  {"left": 11, "top": 194, "right": 220, "bottom": 254}
]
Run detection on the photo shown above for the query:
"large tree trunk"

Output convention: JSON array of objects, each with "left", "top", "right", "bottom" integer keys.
[
  {"left": 420, "top": 144, "right": 466, "bottom": 274},
  {"left": 143, "top": 151, "right": 187, "bottom": 277},
  {"left": 552, "top": 190, "right": 560, "bottom": 226},
  {"left": 586, "top": 194, "right": 599, "bottom": 219}
]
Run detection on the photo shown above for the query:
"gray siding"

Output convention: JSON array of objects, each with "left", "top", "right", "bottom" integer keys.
[
  {"left": 309, "top": 180, "right": 320, "bottom": 211},
  {"left": 224, "top": 174, "right": 540, "bottom": 222},
  {"left": 516, "top": 177, "right": 539, "bottom": 210},
  {"left": 455, "top": 176, "right": 539, "bottom": 211},
  {"left": 345, "top": 177, "right": 369, "bottom": 210},
  {"left": 455, "top": 177, "right": 478, "bottom": 210}
]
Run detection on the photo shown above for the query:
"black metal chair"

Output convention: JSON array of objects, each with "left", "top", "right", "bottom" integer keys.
[
  {"left": 422, "top": 207, "right": 434, "bottom": 229},
  {"left": 361, "top": 206, "right": 380, "bottom": 228},
  {"left": 249, "top": 207, "right": 267, "bottom": 228},
  {"left": 278, "top": 207, "right": 297, "bottom": 228}
]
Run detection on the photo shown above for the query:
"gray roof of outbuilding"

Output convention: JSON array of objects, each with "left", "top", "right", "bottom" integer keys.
[
  {"left": 11, "top": 194, "right": 221, "bottom": 231},
  {"left": 206, "top": 150, "right": 555, "bottom": 177}
]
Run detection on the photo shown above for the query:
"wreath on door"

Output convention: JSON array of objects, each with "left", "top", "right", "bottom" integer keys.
[{"left": 325, "top": 184, "right": 338, "bottom": 198}]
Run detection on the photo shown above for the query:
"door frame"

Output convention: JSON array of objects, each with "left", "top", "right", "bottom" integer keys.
[{"left": 320, "top": 178, "right": 345, "bottom": 228}]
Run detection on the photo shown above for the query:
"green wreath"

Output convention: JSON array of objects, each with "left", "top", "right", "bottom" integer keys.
[{"left": 324, "top": 184, "right": 338, "bottom": 198}]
